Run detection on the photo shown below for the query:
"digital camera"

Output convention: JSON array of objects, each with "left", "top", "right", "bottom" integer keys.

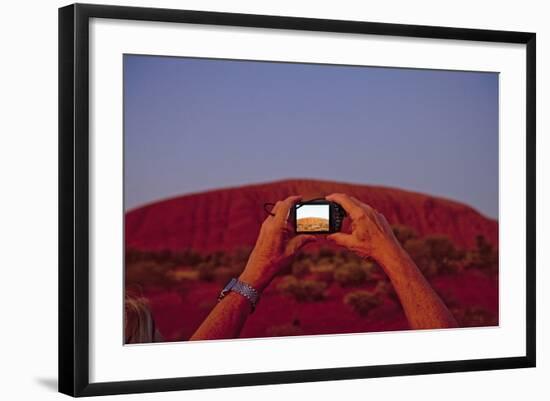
[{"left": 292, "top": 199, "right": 347, "bottom": 234}]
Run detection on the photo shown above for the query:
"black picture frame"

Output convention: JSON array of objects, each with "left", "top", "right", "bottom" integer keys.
[{"left": 59, "top": 3, "right": 536, "bottom": 397}]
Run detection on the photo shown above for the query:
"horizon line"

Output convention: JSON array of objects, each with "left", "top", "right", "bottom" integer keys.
[{"left": 125, "top": 177, "right": 498, "bottom": 222}]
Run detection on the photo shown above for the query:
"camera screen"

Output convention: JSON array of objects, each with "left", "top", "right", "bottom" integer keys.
[{"left": 296, "top": 204, "right": 330, "bottom": 232}]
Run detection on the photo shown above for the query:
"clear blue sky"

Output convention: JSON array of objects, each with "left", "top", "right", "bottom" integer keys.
[
  {"left": 297, "top": 205, "right": 330, "bottom": 220},
  {"left": 124, "top": 55, "right": 499, "bottom": 218}
]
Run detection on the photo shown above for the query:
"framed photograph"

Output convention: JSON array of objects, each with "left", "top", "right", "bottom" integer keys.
[{"left": 58, "top": 3, "right": 536, "bottom": 397}]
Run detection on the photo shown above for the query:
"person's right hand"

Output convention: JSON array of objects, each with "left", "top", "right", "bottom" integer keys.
[
  {"left": 238, "top": 195, "right": 316, "bottom": 292},
  {"left": 325, "top": 193, "right": 403, "bottom": 264}
]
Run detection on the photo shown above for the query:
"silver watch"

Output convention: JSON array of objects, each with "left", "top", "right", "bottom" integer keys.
[{"left": 218, "top": 278, "right": 260, "bottom": 312}]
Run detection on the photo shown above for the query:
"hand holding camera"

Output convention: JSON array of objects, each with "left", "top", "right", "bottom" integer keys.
[
  {"left": 193, "top": 192, "right": 457, "bottom": 341},
  {"left": 239, "top": 195, "right": 316, "bottom": 292},
  {"left": 244, "top": 193, "right": 407, "bottom": 294},
  {"left": 325, "top": 193, "right": 405, "bottom": 266}
]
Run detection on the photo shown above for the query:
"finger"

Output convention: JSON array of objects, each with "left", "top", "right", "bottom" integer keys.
[
  {"left": 271, "top": 195, "right": 301, "bottom": 215},
  {"left": 274, "top": 195, "right": 302, "bottom": 225},
  {"left": 375, "top": 210, "right": 392, "bottom": 232},
  {"left": 377, "top": 211, "right": 388, "bottom": 224},
  {"left": 349, "top": 196, "right": 367, "bottom": 208},
  {"left": 264, "top": 202, "right": 277, "bottom": 218},
  {"left": 287, "top": 234, "right": 317, "bottom": 255},
  {"left": 326, "top": 232, "right": 356, "bottom": 249},
  {"left": 350, "top": 196, "right": 375, "bottom": 212},
  {"left": 325, "top": 193, "right": 363, "bottom": 219},
  {"left": 270, "top": 200, "right": 284, "bottom": 215}
]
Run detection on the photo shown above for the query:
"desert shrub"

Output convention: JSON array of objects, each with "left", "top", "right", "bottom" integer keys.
[
  {"left": 125, "top": 260, "right": 174, "bottom": 288},
  {"left": 166, "top": 269, "right": 199, "bottom": 282},
  {"left": 464, "top": 235, "right": 498, "bottom": 274},
  {"left": 374, "top": 280, "right": 399, "bottom": 303},
  {"left": 318, "top": 247, "right": 335, "bottom": 259},
  {"left": 204, "top": 251, "right": 232, "bottom": 268},
  {"left": 336, "top": 250, "right": 351, "bottom": 263},
  {"left": 265, "top": 320, "right": 304, "bottom": 337},
  {"left": 125, "top": 248, "right": 175, "bottom": 266},
  {"left": 476, "top": 235, "right": 494, "bottom": 255},
  {"left": 195, "top": 256, "right": 246, "bottom": 282},
  {"left": 330, "top": 253, "right": 347, "bottom": 268},
  {"left": 440, "top": 259, "right": 465, "bottom": 274},
  {"left": 310, "top": 264, "right": 335, "bottom": 283},
  {"left": 213, "top": 266, "right": 236, "bottom": 284},
  {"left": 404, "top": 235, "right": 462, "bottom": 277},
  {"left": 213, "top": 264, "right": 246, "bottom": 283},
  {"left": 334, "top": 262, "right": 367, "bottom": 286},
  {"left": 277, "top": 276, "right": 326, "bottom": 302},
  {"left": 362, "top": 259, "right": 384, "bottom": 280},
  {"left": 344, "top": 290, "right": 383, "bottom": 317},
  {"left": 294, "top": 251, "right": 308, "bottom": 262},
  {"left": 231, "top": 246, "right": 253, "bottom": 265},
  {"left": 126, "top": 248, "right": 208, "bottom": 268},
  {"left": 426, "top": 235, "right": 463, "bottom": 274},
  {"left": 149, "top": 249, "right": 173, "bottom": 265},
  {"left": 392, "top": 225, "right": 418, "bottom": 245},
  {"left": 291, "top": 259, "right": 312, "bottom": 278},
  {"left": 172, "top": 249, "right": 204, "bottom": 267},
  {"left": 196, "top": 261, "right": 217, "bottom": 282},
  {"left": 125, "top": 248, "right": 146, "bottom": 265},
  {"left": 425, "top": 235, "right": 459, "bottom": 262},
  {"left": 403, "top": 238, "right": 433, "bottom": 273}
]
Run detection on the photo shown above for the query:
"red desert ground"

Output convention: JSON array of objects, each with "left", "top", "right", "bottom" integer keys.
[{"left": 125, "top": 179, "right": 499, "bottom": 342}]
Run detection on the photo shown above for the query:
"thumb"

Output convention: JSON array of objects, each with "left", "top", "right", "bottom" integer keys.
[
  {"left": 287, "top": 235, "right": 317, "bottom": 255},
  {"left": 326, "top": 233, "right": 355, "bottom": 249}
]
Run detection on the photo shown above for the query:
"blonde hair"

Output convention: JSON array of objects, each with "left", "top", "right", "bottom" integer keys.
[{"left": 124, "top": 290, "right": 163, "bottom": 343}]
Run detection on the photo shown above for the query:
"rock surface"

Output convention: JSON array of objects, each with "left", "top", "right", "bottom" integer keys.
[{"left": 125, "top": 179, "right": 498, "bottom": 252}]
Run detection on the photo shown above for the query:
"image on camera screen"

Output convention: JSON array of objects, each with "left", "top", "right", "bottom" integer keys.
[{"left": 296, "top": 204, "right": 330, "bottom": 232}]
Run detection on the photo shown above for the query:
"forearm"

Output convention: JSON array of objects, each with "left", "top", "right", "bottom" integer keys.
[
  {"left": 189, "top": 263, "right": 269, "bottom": 341},
  {"left": 189, "top": 291, "right": 252, "bottom": 340},
  {"left": 378, "top": 246, "right": 458, "bottom": 330},
  {"left": 190, "top": 195, "right": 312, "bottom": 341}
]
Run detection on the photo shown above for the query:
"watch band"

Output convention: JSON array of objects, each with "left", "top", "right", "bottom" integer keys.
[{"left": 218, "top": 278, "right": 260, "bottom": 312}]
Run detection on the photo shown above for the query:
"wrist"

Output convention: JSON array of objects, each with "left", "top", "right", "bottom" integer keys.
[
  {"left": 218, "top": 278, "right": 261, "bottom": 313},
  {"left": 238, "top": 263, "right": 273, "bottom": 293},
  {"left": 373, "top": 242, "right": 411, "bottom": 273}
]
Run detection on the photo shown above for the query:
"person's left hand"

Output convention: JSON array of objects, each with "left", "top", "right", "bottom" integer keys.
[{"left": 239, "top": 195, "right": 317, "bottom": 292}]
